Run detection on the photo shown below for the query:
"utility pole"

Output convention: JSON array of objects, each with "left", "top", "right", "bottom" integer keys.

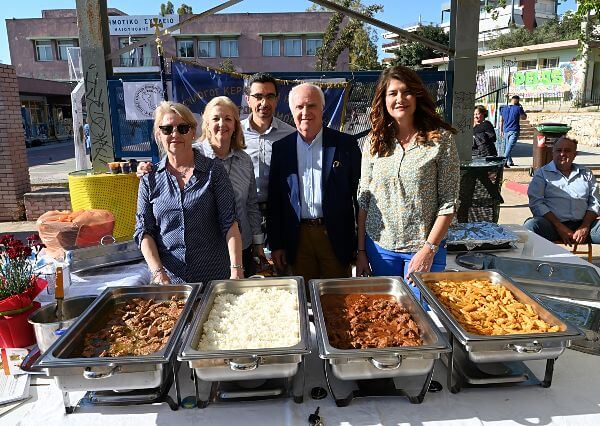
[{"left": 75, "top": 0, "right": 115, "bottom": 173}]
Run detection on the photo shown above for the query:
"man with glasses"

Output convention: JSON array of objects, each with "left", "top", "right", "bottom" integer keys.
[{"left": 242, "top": 73, "right": 295, "bottom": 234}]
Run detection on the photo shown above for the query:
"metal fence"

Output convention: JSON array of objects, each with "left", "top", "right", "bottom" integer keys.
[{"left": 107, "top": 70, "right": 453, "bottom": 160}]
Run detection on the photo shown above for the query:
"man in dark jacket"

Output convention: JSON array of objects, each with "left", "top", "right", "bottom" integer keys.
[{"left": 267, "top": 83, "right": 361, "bottom": 283}]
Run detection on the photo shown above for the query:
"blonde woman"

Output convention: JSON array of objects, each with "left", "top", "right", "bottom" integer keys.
[
  {"left": 195, "top": 96, "right": 264, "bottom": 276},
  {"left": 134, "top": 101, "right": 243, "bottom": 285}
]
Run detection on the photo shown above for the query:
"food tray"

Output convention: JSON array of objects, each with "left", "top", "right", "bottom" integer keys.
[
  {"left": 35, "top": 284, "right": 200, "bottom": 392},
  {"left": 178, "top": 277, "right": 310, "bottom": 381},
  {"left": 411, "top": 270, "right": 584, "bottom": 363},
  {"left": 310, "top": 277, "right": 449, "bottom": 380}
]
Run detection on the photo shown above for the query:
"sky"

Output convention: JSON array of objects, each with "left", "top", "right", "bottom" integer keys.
[{"left": 0, "top": 0, "right": 578, "bottom": 65}]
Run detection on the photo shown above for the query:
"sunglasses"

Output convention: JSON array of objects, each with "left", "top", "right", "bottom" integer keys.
[
  {"left": 158, "top": 124, "right": 192, "bottom": 135},
  {"left": 249, "top": 93, "right": 277, "bottom": 101}
]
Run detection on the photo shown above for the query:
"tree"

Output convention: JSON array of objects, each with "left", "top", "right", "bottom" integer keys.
[
  {"left": 310, "top": 0, "right": 383, "bottom": 71},
  {"left": 177, "top": 4, "right": 193, "bottom": 15},
  {"left": 160, "top": 2, "right": 174, "bottom": 16},
  {"left": 218, "top": 58, "right": 235, "bottom": 73},
  {"left": 390, "top": 25, "right": 449, "bottom": 70},
  {"left": 488, "top": 11, "right": 583, "bottom": 50}
]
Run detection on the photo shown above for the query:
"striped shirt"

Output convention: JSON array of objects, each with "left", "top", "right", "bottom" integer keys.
[
  {"left": 134, "top": 151, "right": 237, "bottom": 284},
  {"left": 242, "top": 115, "right": 296, "bottom": 203},
  {"left": 194, "top": 141, "right": 263, "bottom": 248}
]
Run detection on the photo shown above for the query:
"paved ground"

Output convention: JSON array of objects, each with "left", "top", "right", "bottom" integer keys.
[{"left": 28, "top": 139, "right": 75, "bottom": 185}]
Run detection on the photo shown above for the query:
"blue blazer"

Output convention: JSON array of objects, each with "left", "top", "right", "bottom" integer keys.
[{"left": 267, "top": 126, "right": 361, "bottom": 265}]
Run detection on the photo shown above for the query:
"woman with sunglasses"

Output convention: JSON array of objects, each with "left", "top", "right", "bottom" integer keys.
[
  {"left": 134, "top": 101, "right": 243, "bottom": 285},
  {"left": 195, "top": 96, "right": 264, "bottom": 276}
]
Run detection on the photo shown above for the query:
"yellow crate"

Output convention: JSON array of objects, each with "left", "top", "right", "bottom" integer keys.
[{"left": 68, "top": 171, "right": 140, "bottom": 241}]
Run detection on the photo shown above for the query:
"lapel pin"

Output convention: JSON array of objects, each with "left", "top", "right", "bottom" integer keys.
[{"left": 333, "top": 160, "right": 341, "bottom": 168}]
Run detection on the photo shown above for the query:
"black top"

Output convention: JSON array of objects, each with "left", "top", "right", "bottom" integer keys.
[{"left": 472, "top": 120, "right": 498, "bottom": 157}]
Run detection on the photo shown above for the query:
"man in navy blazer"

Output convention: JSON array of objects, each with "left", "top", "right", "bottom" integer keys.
[{"left": 267, "top": 83, "right": 361, "bottom": 283}]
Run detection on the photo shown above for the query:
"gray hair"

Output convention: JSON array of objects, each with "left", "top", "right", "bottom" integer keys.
[{"left": 288, "top": 83, "right": 325, "bottom": 111}]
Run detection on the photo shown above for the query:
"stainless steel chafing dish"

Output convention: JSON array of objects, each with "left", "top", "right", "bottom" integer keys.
[
  {"left": 35, "top": 284, "right": 200, "bottom": 411},
  {"left": 455, "top": 253, "right": 600, "bottom": 301},
  {"left": 310, "top": 277, "right": 450, "bottom": 405},
  {"left": 178, "top": 277, "right": 310, "bottom": 405},
  {"left": 66, "top": 240, "right": 143, "bottom": 273},
  {"left": 412, "top": 270, "right": 584, "bottom": 392}
]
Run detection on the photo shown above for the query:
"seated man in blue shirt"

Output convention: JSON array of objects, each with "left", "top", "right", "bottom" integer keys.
[{"left": 524, "top": 137, "right": 600, "bottom": 245}]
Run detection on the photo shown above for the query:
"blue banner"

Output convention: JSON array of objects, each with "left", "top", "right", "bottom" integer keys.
[{"left": 171, "top": 60, "right": 348, "bottom": 129}]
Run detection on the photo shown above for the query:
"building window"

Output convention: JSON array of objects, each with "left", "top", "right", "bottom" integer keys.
[
  {"left": 262, "top": 39, "right": 280, "bottom": 57},
  {"left": 220, "top": 39, "right": 239, "bottom": 58},
  {"left": 284, "top": 38, "right": 302, "bottom": 56},
  {"left": 517, "top": 60, "right": 537, "bottom": 70},
  {"left": 57, "top": 40, "right": 75, "bottom": 61},
  {"left": 118, "top": 38, "right": 153, "bottom": 67},
  {"left": 305, "top": 38, "right": 323, "bottom": 56},
  {"left": 539, "top": 57, "right": 559, "bottom": 69},
  {"left": 177, "top": 39, "right": 194, "bottom": 58},
  {"left": 198, "top": 40, "right": 216, "bottom": 58},
  {"left": 35, "top": 40, "right": 53, "bottom": 61}
]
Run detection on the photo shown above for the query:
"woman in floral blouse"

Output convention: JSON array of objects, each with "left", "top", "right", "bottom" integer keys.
[{"left": 355, "top": 66, "right": 459, "bottom": 286}]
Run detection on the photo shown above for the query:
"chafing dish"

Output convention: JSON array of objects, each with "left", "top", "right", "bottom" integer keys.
[
  {"left": 35, "top": 284, "right": 200, "bottom": 412},
  {"left": 456, "top": 253, "right": 600, "bottom": 301},
  {"left": 178, "top": 277, "right": 310, "bottom": 406},
  {"left": 310, "top": 277, "right": 450, "bottom": 406},
  {"left": 411, "top": 270, "right": 584, "bottom": 392},
  {"left": 66, "top": 240, "right": 143, "bottom": 273}
]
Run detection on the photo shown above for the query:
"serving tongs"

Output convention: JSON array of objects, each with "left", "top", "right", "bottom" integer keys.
[{"left": 54, "top": 266, "right": 64, "bottom": 324}]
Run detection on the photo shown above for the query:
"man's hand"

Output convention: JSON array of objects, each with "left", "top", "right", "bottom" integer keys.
[
  {"left": 271, "top": 249, "right": 287, "bottom": 274},
  {"left": 556, "top": 223, "right": 574, "bottom": 246},
  {"left": 573, "top": 226, "right": 590, "bottom": 245},
  {"left": 136, "top": 161, "right": 153, "bottom": 177}
]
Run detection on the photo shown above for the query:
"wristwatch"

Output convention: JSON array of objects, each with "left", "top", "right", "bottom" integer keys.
[{"left": 424, "top": 241, "right": 438, "bottom": 253}]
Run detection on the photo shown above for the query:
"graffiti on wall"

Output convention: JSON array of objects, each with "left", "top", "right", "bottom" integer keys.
[{"left": 510, "top": 62, "right": 583, "bottom": 98}]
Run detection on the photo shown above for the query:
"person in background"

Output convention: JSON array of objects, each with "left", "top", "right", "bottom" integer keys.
[
  {"left": 267, "top": 83, "right": 361, "bottom": 284},
  {"left": 242, "top": 73, "right": 295, "bottom": 233},
  {"left": 196, "top": 96, "right": 265, "bottom": 276},
  {"left": 134, "top": 101, "right": 243, "bottom": 285},
  {"left": 355, "top": 66, "right": 459, "bottom": 289},
  {"left": 472, "top": 105, "right": 497, "bottom": 158},
  {"left": 499, "top": 95, "right": 527, "bottom": 168},
  {"left": 524, "top": 136, "right": 600, "bottom": 245}
]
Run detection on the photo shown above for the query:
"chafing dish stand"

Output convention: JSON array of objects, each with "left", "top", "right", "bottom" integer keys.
[
  {"left": 179, "top": 277, "right": 310, "bottom": 408},
  {"left": 35, "top": 284, "right": 200, "bottom": 414},
  {"left": 412, "top": 271, "right": 584, "bottom": 394},
  {"left": 311, "top": 277, "right": 451, "bottom": 407}
]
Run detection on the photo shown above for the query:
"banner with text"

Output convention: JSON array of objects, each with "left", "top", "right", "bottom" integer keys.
[{"left": 171, "top": 60, "right": 349, "bottom": 129}]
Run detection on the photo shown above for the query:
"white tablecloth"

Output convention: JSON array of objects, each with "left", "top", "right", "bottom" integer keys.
[{"left": 4, "top": 226, "right": 600, "bottom": 425}]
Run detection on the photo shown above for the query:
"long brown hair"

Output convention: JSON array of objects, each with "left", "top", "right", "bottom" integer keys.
[{"left": 368, "top": 66, "right": 456, "bottom": 157}]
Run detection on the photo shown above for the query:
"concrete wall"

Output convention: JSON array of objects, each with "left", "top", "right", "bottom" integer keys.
[
  {"left": 528, "top": 111, "right": 600, "bottom": 147},
  {"left": 0, "top": 64, "right": 31, "bottom": 221}
]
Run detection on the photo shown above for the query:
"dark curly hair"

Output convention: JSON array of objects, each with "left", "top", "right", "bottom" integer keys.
[{"left": 368, "top": 66, "right": 456, "bottom": 157}]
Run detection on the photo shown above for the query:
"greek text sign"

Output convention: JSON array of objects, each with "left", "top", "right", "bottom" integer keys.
[{"left": 109, "top": 15, "right": 179, "bottom": 35}]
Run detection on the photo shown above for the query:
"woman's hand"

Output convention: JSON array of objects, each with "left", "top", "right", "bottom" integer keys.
[
  {"left": 355, "top": 251, "right": 372, "bottom": 277},
  {"left": 230, "top": 267, "right": 244, "bottom": 280},
  {"left": 406, "top": 247, "right": 435, "bottom": 282},
  {"left": 153, "top": 270, "right": 171, "bottom": 285},
  {"left": 136, "top": 161, "right": 154, "bottom": 178}
]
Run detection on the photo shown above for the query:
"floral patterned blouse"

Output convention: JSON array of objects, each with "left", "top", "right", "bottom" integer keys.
[{"left": 357, "top": 129, "right": 459, "bottom": 252}]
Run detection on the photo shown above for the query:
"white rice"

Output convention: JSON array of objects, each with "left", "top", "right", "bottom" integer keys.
[{"left": 196, "top": 287, "right": 301, "bottom": 350}]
